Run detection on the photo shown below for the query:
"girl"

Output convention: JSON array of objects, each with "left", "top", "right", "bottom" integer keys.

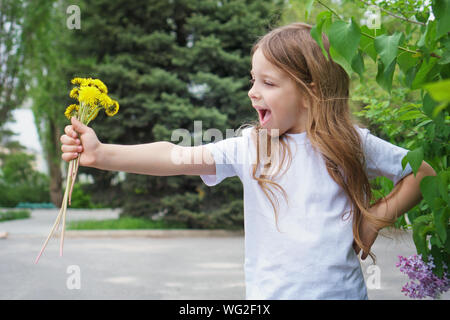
[{"left": 60, "top": 22, "right": 435, "bottom": 299}]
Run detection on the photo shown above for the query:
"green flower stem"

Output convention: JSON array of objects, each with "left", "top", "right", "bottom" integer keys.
[
  {"left": 34, "top": 159, "right": 72, "bottom": 263},
  {"left": 59, "top": 158, "right": 73, "bottom": 256},
  {"left": 63, "top": 102, "right": 88, "bottom": 256},
  {"left": 68, "top": 102, "right": 87, "bottom": 206}
]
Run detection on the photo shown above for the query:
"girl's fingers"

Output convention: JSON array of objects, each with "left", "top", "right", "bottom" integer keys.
[
  {"left": 60, "top": 132, "right": 82, "bottom": 163},
  {"left": 62, "top": 152, "right": 78, "bottom": 162},
  {"left": 60, "top": 134, "right": 80, "bottom": 145},
  {"left": 61, "top": 144, "right": 82, "bottom": 153},
  {"left": 64, "top": 125, "right": 77, "bottom": 138}
]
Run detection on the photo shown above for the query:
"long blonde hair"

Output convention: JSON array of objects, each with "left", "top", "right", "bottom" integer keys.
[{"left": 245, "top": 22, "right": 398, "bottom": 264}]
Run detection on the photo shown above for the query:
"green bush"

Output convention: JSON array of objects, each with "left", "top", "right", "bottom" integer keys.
[
  {"left": 67, "top": 217, "right": 187, "bottom": 230},
  {"left": 0, "top": 152, "right": 51, "bottom": 207},
  {"left": 0, "top": 209, "right": 31, "bottom": 222},
  {"left": 64, "top": 183, "right": 110, "bottom": 209},
  {"left": 160, "top": 192, "right": 244, "bottom": 230}
]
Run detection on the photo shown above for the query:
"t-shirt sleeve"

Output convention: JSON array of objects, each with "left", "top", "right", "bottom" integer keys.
[
  {"left": 360, "top": 127, "right": 413, "bottom": 185},
  {"left": 199, "top": 132, "right": 247, "bottom": 187}
]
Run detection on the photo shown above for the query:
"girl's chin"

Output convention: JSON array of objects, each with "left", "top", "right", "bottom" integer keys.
[{"left": 258, "top": 124, "right": 282, "bottom": 138}]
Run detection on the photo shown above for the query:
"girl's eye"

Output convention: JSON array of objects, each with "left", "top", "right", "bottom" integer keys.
[{"left": 249, "top": 79, "right": 273, "bottom": 86}]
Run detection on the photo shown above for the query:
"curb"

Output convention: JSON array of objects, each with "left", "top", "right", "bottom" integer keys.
[{"left": 55, "top": 229, "right": 244, "bottom": 238}]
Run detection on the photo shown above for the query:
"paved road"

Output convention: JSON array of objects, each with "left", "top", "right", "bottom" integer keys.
[{"left": 0, "top": 209, "right": 448, "bottom": 300}]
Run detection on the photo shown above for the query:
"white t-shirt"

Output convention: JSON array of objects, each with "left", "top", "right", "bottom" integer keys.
[{"left": 199, "top": 125, "right": 413, "bottom": 300}]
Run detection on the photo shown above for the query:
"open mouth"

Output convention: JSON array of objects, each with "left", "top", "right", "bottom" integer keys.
[{"left": 256, "top": 108, "right": 272, "bottom": 126}]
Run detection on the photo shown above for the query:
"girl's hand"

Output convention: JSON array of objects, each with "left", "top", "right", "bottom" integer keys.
[
  {"left": 60, "top": 117, "right": 102, "bottom": 167},
  {"left": 353, "top": 207, "right": 381, "bottom": 260}
]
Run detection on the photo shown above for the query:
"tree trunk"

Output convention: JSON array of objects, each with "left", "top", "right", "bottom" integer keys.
[{"left": 48, "top": 120, "right": 63, "bottom": 207}]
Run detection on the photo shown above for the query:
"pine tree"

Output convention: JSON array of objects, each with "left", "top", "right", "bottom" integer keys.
[{"left": 69, "top": 0, "right": 286, "bottom": 227}]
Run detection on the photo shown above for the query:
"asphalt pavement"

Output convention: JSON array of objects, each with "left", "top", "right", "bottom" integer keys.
[{"left": 0, "top": 208, "right": 448, "bottom": 300}]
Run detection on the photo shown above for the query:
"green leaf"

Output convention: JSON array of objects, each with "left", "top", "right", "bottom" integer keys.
[
  {"left": 438, "top": 49, "right": 450, "bottom": 65},
  {"left": 374, "top": 32, "right": 404, "bottom": 69},
  {"left": 328, "top": 18, "right": 361, "bottom": 66},
  {"left": 432, "top": 102, "right": 449, "bottom": 118},
  {"left": 411, "top": 57, "right": 439, "bottom": 90},
  {"left": 413, "top": 214, "right": 433, "bottom": 226},
  {"left": 432, "top": 0, "right": 450, "bottom": 39},
  {"left": 420, "top": 175, "right": 441, "bottom": 211},
  {"left": 404, "top": 66, "right": 417, "bottom": 88},
  {"left": 415, "top": 7, "right": 431, "bottom": 23},
  {"left": 310, "top": 11, "right": 333, "bottom": 61},
  {"left": 399, "top": 104, "right": 420, "bottom": 113},
  {"left": 413, "top": 222, "right": 430, "bottom": 256},
  {"left": 417, "top": 20, "right": 437, "bottom": 50},
  {"left": 305, "top": 0, "right": 315, "bottom": 21},
  {"left": 398, "top": 110, "right": 426, "bottom": 121},
  {"left": 445, "top": 232, "right": 450, "bottom": 254},
  {"left": 351, "top": 49, "right": 365, "bottom": 79},
  {"left": 405, "top": 147, "right": 424, "bottom": 176},
  {"left": 434, "top": 207, "right": 449, "bottom": 244},
  {"left": 359, "top": 25, "right": 386, "bottom": 62},
  {"left": 423, "top": 79, "right": 450, "bottom": 102},
  {"left": 376, "top": 58, "right": 396, "bottom": 93},
  {"left": 415, "top": 119, "right": 433, "bottom": 129},
  {"left": 359, "top": 26, "right": 377, "bottom": 62},
  {"left": 329, "top": 46, "right": 353, "bottom": 77},
  {"left": 430, "top": 233, "right": 444, "bottom": 248},
  {"left": 437, "top": 170, "right": 449, "bottom": 204},
  {"left": 397, "top": 51, "right": 418, "bottom": 74},
  {"left": 422, "top": 93, "right": 440, "bottom": 119},
  {"left": 430, "top": 245, "right": 444, "bottom": 278}
]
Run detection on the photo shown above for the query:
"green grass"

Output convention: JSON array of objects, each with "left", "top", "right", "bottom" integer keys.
[
  {"left": 0, "top": 209, "right": 31, "bottom": 222},
  {"left": 67, "top": 217, "right": 188, "bottom": 230}
]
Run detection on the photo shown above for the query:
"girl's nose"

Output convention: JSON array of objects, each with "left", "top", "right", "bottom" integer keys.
[{"left": 248, "top": 86, "right": 260, "bottom": 100}]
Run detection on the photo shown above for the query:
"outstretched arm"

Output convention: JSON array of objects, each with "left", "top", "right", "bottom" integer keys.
[
  {"left": 61, "top": 117, "right": 216, "bottom": 177},
  {"left": 94, "top": 142, "right": 216, "bottom": 176}
]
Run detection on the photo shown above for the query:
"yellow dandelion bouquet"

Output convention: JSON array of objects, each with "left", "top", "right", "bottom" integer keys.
[{"left": 35, "top": 77, "right": 119, "bottom": 264}]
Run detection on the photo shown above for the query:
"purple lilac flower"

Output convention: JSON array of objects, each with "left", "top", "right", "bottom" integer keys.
[{"left": 396, "top": 254, "right": 450, "bottom": 299}]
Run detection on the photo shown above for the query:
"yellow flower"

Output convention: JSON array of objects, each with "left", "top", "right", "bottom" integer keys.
[
  {"left": 72, "top": 77, "right": 96, "bottom": 87},
  {"left": 64, "top": 104, "right": 79, "bottom": 120},
  {"left": 66, "top": 78, "right": 118, "bottom": 121},
  {"left": 92, "top": 79, "right": 108, "bottom": 94},
  {"left": 78, "top": 86, "right": 101, "bottom": 107},
  {"left": 69, "top": 87, "right": 79, "bottom": 99},
  {"left": 81, "top": 77, "right": 93, "bottom": 86},
  {"left": 105, "top": 100, "right": 119, "bottom": 116},
  {"left": 71, "top": 77, "right": 84, "bottom": 85},
  {"left": 99, "top": 93, "right": 113, "bottom": 108}
]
